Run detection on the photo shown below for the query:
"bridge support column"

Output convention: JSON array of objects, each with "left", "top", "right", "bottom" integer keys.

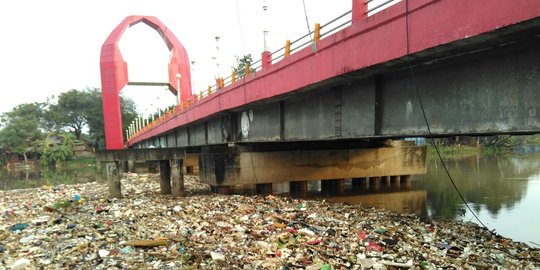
[
  {"left": 127, "top": 160, "right": 135, "bottom": 172},
  {"left": 391, "top": 175, "right": 401, "bottom": 188},
  {"left": 159, "top": 160, "right": 171, "bottom": 195},
  {"left": 106, "top": 161, "right": 122, "bottom": 199},
  {"left": 383, "top": 176, "right": 392, "bottom": 186},
  {"left": 369, "top": 176, "right": 382, "bottom": 191},
  {"left": 171, "top": 159, "right": 184, "bottom": 197},
  {"left": 96, "top": 161, "right": 103, "bottom": 181}
]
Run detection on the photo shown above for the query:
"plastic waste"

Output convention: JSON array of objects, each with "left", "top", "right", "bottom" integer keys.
[
  {"left": 10, "top": 223, "right": 29, "bottom": 231},
  {"left": 11, "top": 258, "right": 31, "bottom": 270}
]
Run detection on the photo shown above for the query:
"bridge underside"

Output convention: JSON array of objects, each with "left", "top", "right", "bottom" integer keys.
[{"left": 135, "top": 26, "right": 540, "bottom": 150}]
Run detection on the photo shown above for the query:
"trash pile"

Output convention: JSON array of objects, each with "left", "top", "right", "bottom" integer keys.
[{"left": 1, "top": 173, "right": 539, "bottom": 269}]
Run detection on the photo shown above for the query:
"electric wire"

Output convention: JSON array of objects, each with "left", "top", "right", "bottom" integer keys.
[
  {"left": 302, "top": 0, "right": 313, "bottom": 39},
  {"left": 404, "top": 0, "right": 491, "bottom": 231},
  {"left": 235, "top": 0, "right": 259, "bottom": 185}
]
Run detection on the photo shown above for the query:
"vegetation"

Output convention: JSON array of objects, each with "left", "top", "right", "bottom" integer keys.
[
  {"left": 0, "top": 103, "right": 45, "bottom": 164},
  {"left": 0, "top": 87, "right": 137, "bottom": 167},
  {"left": 426, "top": 134, "right": 540, "bottom": 161},
  {"left": 232, "top": 54, "right": 255, "bottom": 79}
]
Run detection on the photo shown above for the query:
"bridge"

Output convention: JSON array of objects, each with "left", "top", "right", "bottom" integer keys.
[{"left": 97, "top": 0, "right": 540, "bottom": 198}]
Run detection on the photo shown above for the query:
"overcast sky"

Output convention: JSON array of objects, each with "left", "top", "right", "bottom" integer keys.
[{"left": 0, "top": 0, "right": 394, "bottom": 116}]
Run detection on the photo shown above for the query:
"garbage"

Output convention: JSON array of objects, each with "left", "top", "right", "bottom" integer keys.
[
  {"left": 10, "top": 258, "right": 31, "bottom": 270},
  {"left": 10, "top": 223, "right": 29, "bottom": 231},
  {"left": 123, "top": 238, "right": 169, "bottom": 247},
  {"left": 0, "top": 173, "right": 538, "bottom": 269}
]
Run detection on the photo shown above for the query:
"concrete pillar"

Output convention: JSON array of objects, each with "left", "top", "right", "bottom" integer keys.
[
  {"left": 106, "top": 161, "right": 122, "bottom": 199},
  {"left": 401, "top": 175, "right": 412, "bottom": 189},
  {"left": 127, "top": 160, "right": 135, "bottom": 172},
  {"left": 369, "top": 176, "right": 381, "bottom": 191},
  {"left": 391, "top": 175, "right": 401, "bottom": 188},
  {"left": 96, "top": 161, "right": 103, "bottom": 182},
  {"left": 159, "top": 160, "right": 171, "bottom": 195},
  {"left": 257, "top": 183, "right": 273, "bottom": 195},
  {"left": 171, "top": 159, "right": 184, "bottom": 197},
  {"left": 401, "top": 175, "right": 412, "bottom": 183},
  {"left": 290, "top": 181, "right": 308, "bottom": 195},
  {"left": 335, "top": 179, "right": 345, "bottom": 193},
  {"left": 383, "top": 176, "right": 392, "bottom": 186}
]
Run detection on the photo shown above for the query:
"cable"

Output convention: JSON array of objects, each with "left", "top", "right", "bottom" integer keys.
[
  {"left": 302, "top": 0, "right": 313, "bottom": 39},
  {"left": 404, "top": 0, "right": 491, "bottom": 231},
  {"left": 235, "top": 0, "right": 259, "bottom": 185}
]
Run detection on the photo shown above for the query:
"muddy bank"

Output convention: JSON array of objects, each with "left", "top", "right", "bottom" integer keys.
[{"left": 1, "top": 174, "right": 538, "bottom": 269}]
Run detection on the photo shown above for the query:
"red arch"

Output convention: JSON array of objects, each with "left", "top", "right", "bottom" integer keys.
[{"left": 100, "top": 16, "right": 192, "bottom": 149}]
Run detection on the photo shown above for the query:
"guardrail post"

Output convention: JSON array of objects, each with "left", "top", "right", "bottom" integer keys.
[
  {"left": 245, "top": 63, "right": 251, "bottom": 76},
  {"left": 313, "top": 23, "right": 321, "bottom": 43},
  {"left": 219, "top": 77, "right": 224, "bottom": 88},
  {"left": 261, "top": 51, "right": 272, "bottom": 69},
  {"left": 285, "top": 40, "right": 291, "bottom": 57},
  {"left": 232, "top": 70, "right": 236, "bottom": 82},
  {"left": 352, "top": 0, "right": 367, "bottom": 23}
]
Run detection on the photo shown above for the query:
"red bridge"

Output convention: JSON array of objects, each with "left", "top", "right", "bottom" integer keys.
[{"left": 97, "top": 0, "right": 540, "bottom": 197}]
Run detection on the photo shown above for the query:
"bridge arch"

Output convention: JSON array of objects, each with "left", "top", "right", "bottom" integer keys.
[{"left": 100, "top": 15, "right": 192, "bottom": 149}]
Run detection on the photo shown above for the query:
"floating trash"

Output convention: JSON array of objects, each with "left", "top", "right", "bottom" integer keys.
[{"left": 0, "top": 173, "right": 537, "bottom": 269}]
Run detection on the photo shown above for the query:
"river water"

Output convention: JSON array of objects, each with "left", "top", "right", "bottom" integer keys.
[{"left": 1, "top": 152, "right": 539, "bottom": 245}]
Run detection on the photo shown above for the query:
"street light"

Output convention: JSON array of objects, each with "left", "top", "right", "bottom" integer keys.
[{"left": 176, "top": 73, "right": 181, "bottom": 104}]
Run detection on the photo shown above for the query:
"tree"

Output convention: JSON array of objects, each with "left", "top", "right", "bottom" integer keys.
[
  {"left": 84, "top": 88, "right": 137, "bottom": 148},
  {"left": 232, "top": 54, "right": 255, "bottom": 79},
  {"left": 45, "top": 87, "right": 138, "bottom": 147},
  {"left": 0, "top": 103, "right": 45, "bottom": 163},
  {"left": 46, "top": 89, "right": 88, "bottom": 139},
  {"left": 38, "top": 133, "right": 75, "bottom": 171}
]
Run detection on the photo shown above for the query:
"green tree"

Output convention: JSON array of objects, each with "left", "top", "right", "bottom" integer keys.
[
  {"left": 45, "top": 89, "right": 92, "bottom": 139},
  {"left": 233, "top": 54, "right": 255, "bottom": 79},
  {"left": 84, "top": 88, "right": 137, "bottom": 148},
  {"left": 45, "top": 87, "right": 138, "bottom": 147},
  {"left": 0, "top": 103, "right": 45, "bottom": 164},
  {"left": 38, "top": 133, "right": 75, "bottom": 171}
]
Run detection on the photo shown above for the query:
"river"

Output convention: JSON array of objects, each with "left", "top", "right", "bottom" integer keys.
[{"left": 1, "top": 152, "right": 539, "bottom": 246}]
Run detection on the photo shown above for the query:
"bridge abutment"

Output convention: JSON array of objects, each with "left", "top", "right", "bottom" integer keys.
[{"left": 199, "top": 141, "right": 426, "bottom": 193}]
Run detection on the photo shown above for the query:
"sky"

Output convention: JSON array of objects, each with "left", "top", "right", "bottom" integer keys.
[{"left": 0, "top": 0, "right": 392, "bottom": 116}]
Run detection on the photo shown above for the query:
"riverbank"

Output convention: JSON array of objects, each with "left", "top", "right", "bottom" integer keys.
[{"left": 1, "top": 174, "right": 538, "bottom": 269}]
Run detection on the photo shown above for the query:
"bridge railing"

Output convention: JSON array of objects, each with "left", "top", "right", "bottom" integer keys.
[{"left": 126, "top": 0, "right": 401, "bottom": 142}]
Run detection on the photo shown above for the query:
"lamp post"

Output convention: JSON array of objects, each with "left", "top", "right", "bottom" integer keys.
[{"left": 176, "top": 73, "right": 181, "bottom": 104}]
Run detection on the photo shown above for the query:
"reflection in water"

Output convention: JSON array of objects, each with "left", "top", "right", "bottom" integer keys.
[
  {"left": 0, "top": 167, "right": 97, "bottom": 190},
  {"left": 271, "top": 153, "right": 540, "bottom": 244},
  {"left": 414, "top": 153, "right": 540, "bottom": 244},
  {"left": 274, "top": 179, "right": 428, "bottom": 217}
]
